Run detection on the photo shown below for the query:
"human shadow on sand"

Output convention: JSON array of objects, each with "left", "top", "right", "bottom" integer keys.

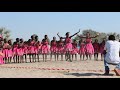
[{"left": 65, "top": 73, "right": 114, "bottom": 77}]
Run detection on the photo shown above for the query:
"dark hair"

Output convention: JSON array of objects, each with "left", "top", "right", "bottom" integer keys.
[
  {"left": 16, "top": 38, "right": 19, "bottom": 41},
  {"left": 53, "top": 37, "right": 56, "bottom": 39},
  {"left": 31, "top": 35, "right": 33, "bottom": 39},
  {"left": 66, "top": 32, "right": 70, "bottom": 36},
  {"left": 74, "top": 39, "right": 76, "bottom": 42},
  {"left": 44, "top": 35, "right": 48, "bottom": 40},
  {"left": 60, "top": 37, "right": 62, "bottom": 39},
  {"left": 8, "top": 39, "right": 11, "bottom": 42},
  {"left": 45, "top": 35, "right": 47, "bottom": 37},
  {"left": 35, "top": 35, "right": 38, "bottom": 38},
  {"left": 86, "top": 32, "right": 90, "bottom": 35},
  {"left": 20, "top": 38, "right": 23, "bottom": 41},
  {"left": 35, "top": 36, "right": 38, "bottom": 40},
  {"left": 28, "top": 39, "right": 31, "bottom": 43},
  {"left": 95, "top": 39, "right": 98, "bottom": 42},
  {"left": 4, "top": 38, "right": 7, "bottom": 43},
  {"left": 108, "top": 35, "right": 115, "bottom": 41}
]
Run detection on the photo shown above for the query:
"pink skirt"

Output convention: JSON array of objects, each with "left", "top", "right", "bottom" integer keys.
[
  {"left": 85, "top": 43, "right": 94, "bottom": 54},
  {"left": 71, "top": 48, "right": 79, "bottom": 54},
  {"left": 13, "top": 48, "right": 17, "bottom": 56},
  {"left": 24, "top": 47, "right": 28, "bottom": 54},
  {"left": 30, "top": 46, "right": 35, "bottom": 54},
  {"left": 0, "top": 56, "right": 4, "bottom": 64},
  {"left": 8, "top": 49, "right": 13, "bottom": 57},
  {"left": 94, "top": 48, "right": 99, "bottom": 53},
  {"left": 57, "top": 46, "right": 64, "bottom": 54},
  {"left": 79, "top": 48, "right": 86, "bottom": 54},
  {"left": 50, "top": 46, "right": 58, "bottom": 53},
  {"left": 41, "top": 45, "right": 49, "bottom": 54},
  {"left": 34, "top": 47, "right": 39, "bottom": 54},
  {"left": 17, "top": 48, "right": 24, "bottom": 56},
  {"left": 38, "top": 46, "right": 42, "bottom": 54},
  {"left": 99, "top": 47, "right": 104, "bottom": 54},
  {"left": 2, "top": 49, "right": 9, "bottom": 58},
  {"left": 64, "top": 43, "right": 73, "bottom": 52}
]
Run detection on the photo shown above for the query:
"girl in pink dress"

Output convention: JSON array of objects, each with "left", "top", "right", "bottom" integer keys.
[
  {"left": 7, "top": 40, "right": 13, "bottom": 63},
  {"left": 34, "top": 36, "right": 41, "bottom": 62},
  {"left": 0, "top": 39, "right": 3, "bottom": 53},
  {"left": 57, "top": 30, "right": 80, "bottom": 62},
  {"left": 29, "top": 35, "right": 36, "bottom": 63},
  {"left": 23, "top": 41, "right": 28, "bottom": 63},
  {"left": 13, "top": 38, "right": 19, "bottom": 63},
  {"left": 0, "top": 51, "right": 4, "bottom": 64},
  {"left": 0, "top": 36, "right": 4, "bottom": 64},
  {"left": 79, "top": 39, "right": 86, "bottom": 60},
  {"left": 27, "top": 39, "right": 32, "bottom": 62},
  {"left": 78, "top": 32, "right": 99, "bottom": 60},
  {"left": 41, "top": 35, "right": 50, "bottom": 62},
  {"left": 57, "top": 37, "right": 64, "bottom": 61},
  {"left": 71, "top": 40, "right": 78, "bottom": 61},
  {"left": 92, "top": 39, "right": 100, "bottom": 60},
  {"left": 18, "top": 38, "right": 24, "bottom": 63},
  {"left": 3, "top": 39, "right": 9, "bottom": 64},
  {"left": 99, "top": 39, "right": 105, "bottom": 61},
  {"left": 50, "top": 37, "right": 57, "bottom": 61}
]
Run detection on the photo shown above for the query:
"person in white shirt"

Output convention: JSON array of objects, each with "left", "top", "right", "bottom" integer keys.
[{"left": 104, "top": 35, "right": 120, "bottom": 76}]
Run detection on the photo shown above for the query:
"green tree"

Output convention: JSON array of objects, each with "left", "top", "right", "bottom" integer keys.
[
  {"left": 74, "top": 29, "right": 107, "bottom": 43},
  {"left": 107, "top": 32, "right": 120, "bottom": 41},
  {"left": 0, "top": 27, "right": 11, "bottom": 40}
]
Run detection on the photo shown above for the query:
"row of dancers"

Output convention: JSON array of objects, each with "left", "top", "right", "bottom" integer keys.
[{"left": 0, "top": 30, "right": 106, "bottom": 64}]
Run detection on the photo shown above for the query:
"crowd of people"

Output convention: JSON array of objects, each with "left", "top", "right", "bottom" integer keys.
[
  {"left": 1, "top": 30, "right": 120, "bottom": 76},
  {"left": 0, "top": 30, "right": 107, "bottom": 65}
]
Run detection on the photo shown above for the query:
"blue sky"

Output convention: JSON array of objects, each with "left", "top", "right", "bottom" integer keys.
[{"left": 0, "top": 12, "right": 120, "bottom": 41}]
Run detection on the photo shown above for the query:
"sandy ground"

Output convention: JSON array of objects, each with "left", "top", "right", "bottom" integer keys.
[{"left": 0, "top": 55, "right": 120, "bottom": 78}]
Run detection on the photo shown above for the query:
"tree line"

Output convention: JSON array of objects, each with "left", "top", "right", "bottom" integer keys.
[
  {"left": 0, "top": 27, "right": 120, "bottom": 43},
  {"left": 73, "top": 29, "right": 120, "bottom": 43}
]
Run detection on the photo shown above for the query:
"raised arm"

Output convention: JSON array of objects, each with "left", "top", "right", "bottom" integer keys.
[
  {"left": 77, "top": 34, "right": 86, "bottom": 38},
  {"left": 90, "top": 33, "right": 100, "bottom": 38},
  {"left": 57, "top": 32, "right": 66, "bottom": 39},
  {"left": 70, "top": 29, "right": 80, "bottom": 38}
]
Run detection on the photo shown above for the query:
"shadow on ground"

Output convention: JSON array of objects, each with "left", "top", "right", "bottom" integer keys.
[{"left": 65, "top": 73, "right": 114, "bottom": 77}]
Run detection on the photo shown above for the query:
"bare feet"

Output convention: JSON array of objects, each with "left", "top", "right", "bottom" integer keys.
[{"left": 114, "top": 68, "right": 120, "bottom": 76}]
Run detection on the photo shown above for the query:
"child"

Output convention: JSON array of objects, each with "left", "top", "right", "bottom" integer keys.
[
  {"left": 0, "top": 35, "right": 4, "bottom": 64},
  {"left": 34, "top": 36, "right": 41, "bottom": 62},
  {"left": 57, "top": 30, "right": 80, "bottom": 62},
  {"left": 57, "top": 37, "right": 64, "bottom": 61},
  {"left": 79, "top": 39, "right": 86, "bottom": 60},
  {"left": 50, "top": 37, "right": 57, "bottom": 61},
  {"left": 18, "top": 38, "right": 24, "bottom": 63},
  {"left": 41, "top": 35, "right": 50, "bottom": 62},
  {"left": 8, "top": 40, "right": 13, "bottom": 63},
  {"left": 27, "top": 39, "right": 32, "bottom": 63},
  {"left": 99, "top": 39, "right": 106, "bottom": 61},
  {"left": 0, "top": 51, "right": 4, "bottom": 64},
  {"left": 3, "top": 39, "right": 9, "bottom": 64},
  {"left": 13, "top": 38, "right": 20, "bottom": 63},
  {"left": 71, "top": 40, "right": 78, "bottom": 61},
  {"left": 93, "top": 39, "right": 100, "bottom": 61},
  {"left": 78, "top": 32, "right": 99, "bottom": 60},
  {"left": 23, "top": 41, "right": 28, "bottom": 63},
  {"left": 29, "top": 35, "right": 36, "bottom": 62}
]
